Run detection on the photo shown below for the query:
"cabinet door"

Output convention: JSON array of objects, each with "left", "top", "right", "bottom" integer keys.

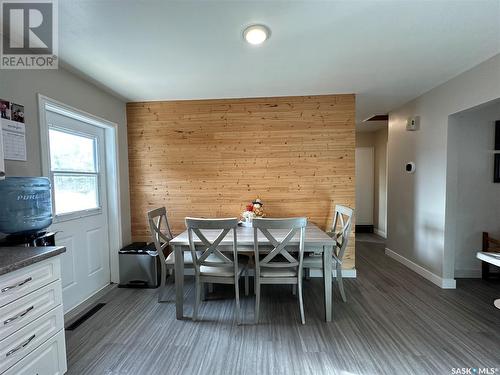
[
  {"left": 0, "top": 306, "right": 64, "bottom": 373},
  {"left": 0, "top": 280, "right": 62, "bottom": 341},
  {"left": 0, "top": 258, "right": 60, "bottom": 309},
  {"left": 3, "top": 329, "right": 67, "bottom": 375}
]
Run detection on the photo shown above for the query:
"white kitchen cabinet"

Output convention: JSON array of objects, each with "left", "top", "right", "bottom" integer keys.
[{"left": 0, "top": 256, "right": 66, "bottom": 374}]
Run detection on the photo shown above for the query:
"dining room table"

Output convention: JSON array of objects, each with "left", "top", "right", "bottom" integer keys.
[{"left": 169, "top": 222, "right": 337, "bottom": 322}]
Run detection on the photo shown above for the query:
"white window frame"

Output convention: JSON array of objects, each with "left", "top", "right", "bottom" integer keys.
[
  {"left": 47, "top": 126, "right": 103, "bottom": 221},
  {"left": 38, "top": 94, "right": 123, "bottom": 284}
]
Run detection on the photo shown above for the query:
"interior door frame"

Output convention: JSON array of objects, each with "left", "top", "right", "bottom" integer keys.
[{"left": 38, "top": 94, "right": 122, "bottom": 284}]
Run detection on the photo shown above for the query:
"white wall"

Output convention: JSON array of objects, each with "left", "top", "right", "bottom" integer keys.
[
  {"left": 447, "top": 100, "right": 500, "bottom": 278},
  {"left": 356, "top": 128, "right": 388, "bottom": 236},
  {"left": 387, "top": 53, "right": 500, "bottom": 287},
  {"left": 0, "top": 68, "right": 131, "bottom": 246}
]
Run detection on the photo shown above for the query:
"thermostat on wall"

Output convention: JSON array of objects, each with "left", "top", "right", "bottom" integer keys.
[
  {"left": 406, "top": 116, "right": 420, "bottom": 131},
  {"left": 405, "top": 162, "right": 416, "bottom": 174}
]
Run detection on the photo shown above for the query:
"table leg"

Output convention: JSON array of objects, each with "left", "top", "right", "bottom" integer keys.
[
  {"left": 323, "top": 245, "right": 333, "bottom": 322},
  {"left": 174, "top": 245, "right": 184, "bottom": 319}
]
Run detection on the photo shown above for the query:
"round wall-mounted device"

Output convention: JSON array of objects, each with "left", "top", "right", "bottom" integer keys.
[{"left": 405, "top": 162, "right": 416, "bottom": 174}]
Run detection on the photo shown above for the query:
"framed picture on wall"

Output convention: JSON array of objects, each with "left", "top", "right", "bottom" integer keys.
[{"left": 495, "top": 154, "right": 500, "bottom": 183}]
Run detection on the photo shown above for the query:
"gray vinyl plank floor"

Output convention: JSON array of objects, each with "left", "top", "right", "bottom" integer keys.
[{"left": 65, "top": 235, "right": 500, "bottom": 375}]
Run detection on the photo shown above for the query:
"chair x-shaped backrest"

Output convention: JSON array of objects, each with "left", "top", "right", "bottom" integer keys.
[
  {"left": 330, "top": 205, "right": 354, "bottom": 263},
  {"left": 253, "top": 217, "right": 307, "bottom": 272},
  {"left": 185, "top": 218, "right": 238, "bottom": 274},
  {"left": 147, "top": 207, "right": 174, "bottom": 264}
]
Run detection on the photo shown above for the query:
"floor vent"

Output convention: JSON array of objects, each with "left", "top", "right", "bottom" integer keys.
[{"left": 66, "top": 303, "right": 106, "bottom": 331}]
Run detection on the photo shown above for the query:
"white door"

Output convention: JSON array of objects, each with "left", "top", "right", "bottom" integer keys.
[
  {"left": 355, "top": 147, "right": 374, "bottom": 226},
  {"left": 45, "top": 110, "right": 110, "bottom": 313}
]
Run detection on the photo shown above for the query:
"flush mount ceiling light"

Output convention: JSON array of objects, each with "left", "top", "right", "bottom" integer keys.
[{"left": 243, "top": 24, "right": 270, "bottom": 45}]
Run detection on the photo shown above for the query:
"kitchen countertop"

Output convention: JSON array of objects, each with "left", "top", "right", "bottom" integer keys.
[{"left": 0, "top": 246, "right": 66, "bottom": 276}]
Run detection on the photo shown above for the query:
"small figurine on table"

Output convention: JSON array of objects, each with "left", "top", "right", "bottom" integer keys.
[
  {"left": 241, "top": 198, "right": 265, "bottom": 227},
  {"left": 252, "top": 199, "right": 265, "bottom": 218}
]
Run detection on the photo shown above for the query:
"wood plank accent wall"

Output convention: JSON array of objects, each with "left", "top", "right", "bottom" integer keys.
[{"left": 127, "top": 94, "right": 356, "bottom": 269}]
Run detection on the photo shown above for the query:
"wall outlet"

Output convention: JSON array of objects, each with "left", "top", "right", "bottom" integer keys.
[{"left": 406, "top": 116, "right": 420, "bottom": 131}]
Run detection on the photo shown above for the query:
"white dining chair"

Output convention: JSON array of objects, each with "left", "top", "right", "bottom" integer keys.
[
  {"left": 147, "top": 207, "right": 196, "bottom": 302},
  {"left": 302, "top": 205, "right": 353, "bottom": 302},
  {"left": 186, "top": 217, "right": 247, "bottom": 324},
  {"left": 253, "top": 217, "right": 307, "bottom": 325}
]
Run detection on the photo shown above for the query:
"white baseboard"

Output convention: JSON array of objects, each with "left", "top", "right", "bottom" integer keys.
[
  {"left": 454, "top": 269, "right": 481, "bottom": 278},
  {"left": 310, "top": 268, "right": 357, "bottom": 278},
  {"left": 385, "top": 247, "right": 456, "bottom": 289},
  {"left": 374, "top": 228, "right": 387, "bottom": 238}
]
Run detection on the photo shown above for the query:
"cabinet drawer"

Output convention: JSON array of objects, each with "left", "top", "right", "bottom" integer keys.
[
  {"left": 0, "top": 305, "right": 64, "bottom": 373},
  {"left": 0, "top": 280, "right": 62, "bottom": 341},
  {"left": 2, "top": 329, "right": 67, "bottom": 375},
  {"left": 0, "top": 258, "right": 60, "bottom": 308}
]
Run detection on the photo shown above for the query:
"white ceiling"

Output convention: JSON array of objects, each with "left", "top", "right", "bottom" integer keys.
[{"left": 59, "top": 0, "right": 500, "bottom": 129}]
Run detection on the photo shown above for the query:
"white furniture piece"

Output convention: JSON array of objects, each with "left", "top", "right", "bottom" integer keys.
[
  {"left": 476, "top": 251, "right": 500, "bottom": 310},
  {"left": 477, "top": 251, "right": 500, "bottom": 267},
  {"left": 0, "top": 254, "right": 67, "bottom": 374},
  {"left": 185, "top": 217, "right": 247, "bottom": 324},
  {"left": 170, "top": 223, "right": 336, "bottom": 322},
  {"left": 253, "top": 217, "right": 307, "bottom": 325},
  {"left": 303, "top": 205, "right": 354, "bottom": 302}
]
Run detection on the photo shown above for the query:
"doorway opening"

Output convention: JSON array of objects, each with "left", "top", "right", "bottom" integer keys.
[{"left": 445, "top": 98, "right": 500, "bottom": 280}]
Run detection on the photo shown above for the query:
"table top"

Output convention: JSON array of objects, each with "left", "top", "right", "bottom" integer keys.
[
  {"left": 170, "top": 223, "right": 335, "bottom": 247},
  {"left": 477, "top": 251, "right": 500, "bottom": 267},
  {"left": 0, "top": 246, "right": 66, "bottom": 276}
]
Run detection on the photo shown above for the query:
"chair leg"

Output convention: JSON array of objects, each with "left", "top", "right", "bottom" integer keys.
[
  {"left": 305, "top": 267, "right": 311, "bottom": 280},
  {"left": 336, "top": 265, "right": 347, "bottom": 302},
  {"left": 292, "top": 284, "right": 297, "bottom": 295},
  {"left": 158, "top": 265, "right": 167, "bottom": 303},
  {"left": 193, "top": 278, "right": 201, "bottom": 321},
  {"left": 298, "top": 279, "right": 305, "bottom": 325},
  {"left": 202, "top": 283, "right": 207, "bottom": 301},
  {"left": 245, "top": 270, "right": 249, "bottom": 296},
  {"left": 482, "top": 262, "right": 490, "bottom": 280},
  {"left": 170, "top": 268, "right": 175, "bottom": 282},
  {"left": 235, "top": 280, "right": 241, "bottom": 325},
  {"left": 254, "top": 272, "right": 258, "bottom": 296},
  {"left": 255, "top": 279, "right": 261, "bottom": 324}
]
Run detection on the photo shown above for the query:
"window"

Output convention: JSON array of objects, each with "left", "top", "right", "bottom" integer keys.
[{"left": 48, "top": 128, "right": 100, "bottom": 215}]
